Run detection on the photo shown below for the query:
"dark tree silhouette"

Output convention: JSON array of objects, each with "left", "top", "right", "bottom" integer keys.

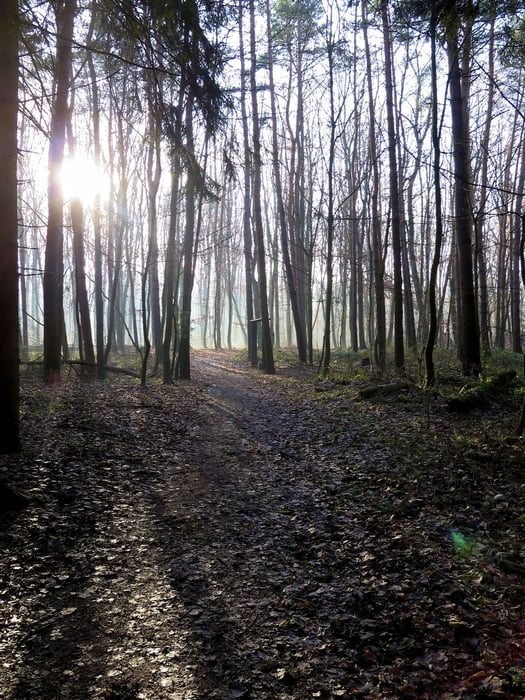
[{"left": 0, "top": 0, "right": 19, "bottom": 452}]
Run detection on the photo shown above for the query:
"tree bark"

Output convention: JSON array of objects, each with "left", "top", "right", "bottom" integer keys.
[
  {"left": 381, "top": 0, "right": 404, "bottom": 371},
  {"left": 446, "top": 28, "right": 481, "bottom": 375},
  {"left": 424, "top": 13, "right": 444, "bottom": 388},
  {"left": 266, "top": 0, "right": 307, "bottom": 363},
  {"left": 0, "top": 0, "right": 19, "bottom": 452},
  {"left": 248, "top": 0, "right": 275, "bottom": 374},
  {"left": 177, "top": 95, "right": 197, "bottom": 380},
  {"left": 511, "top": 143, "right": 525, "bottom": 354},
  {"left": 238, "top": 0, "right": 257, "bottom": 366},
  {"left": 71, "top": 198, "right": 95, "bottom": 366},
  {"left": 86, "top": 14, "right": 105, "bottom": 379},
  {"left": 362, "top": 0, "right": 386, "bottom": 372},
  {"left": 43, "top": 0, "right": 76, "bottom": 384},
  {"left": 474, "top": 16, "right": 495, "bottom": 354},
  {"left": 145, "top": 73, "right": 163, "bottom": 366},
  {"left": 65, "top": 105, "right": 95, "bottom": 368},
  {"left": 321, "top": 19, "right": 337, "bottom": 378},
  {"left": 162, "top": 80, "right": 184, "bottom": 384}
]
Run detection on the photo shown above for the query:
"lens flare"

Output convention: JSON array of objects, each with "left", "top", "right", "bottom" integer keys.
[{"left": 449, "top": 528, "right": 476, "bottom": 556}]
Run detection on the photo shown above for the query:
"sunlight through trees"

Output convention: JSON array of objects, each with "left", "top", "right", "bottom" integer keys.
[{"left": 3, "top": 0, "right": 525, "bottom": 412}]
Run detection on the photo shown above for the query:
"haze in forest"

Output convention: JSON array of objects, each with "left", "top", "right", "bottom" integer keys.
[{"left": 1, "top": 0, "right": 525, "bottom": 450}]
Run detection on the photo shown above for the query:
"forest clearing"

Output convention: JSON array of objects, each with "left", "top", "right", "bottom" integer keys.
[{"left": 1, "top": 349, "right": 524, "bottom": 699}]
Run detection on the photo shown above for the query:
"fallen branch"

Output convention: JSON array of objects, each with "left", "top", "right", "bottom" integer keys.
[
  {"left": 65, "top": 360, "right": 140, "bottom": 378},
  {"left": 499, "top": 557, "right": 525, "bottom": 578},
  {"left": 358, "top": 382, "right": 411, "bottom": 399}
]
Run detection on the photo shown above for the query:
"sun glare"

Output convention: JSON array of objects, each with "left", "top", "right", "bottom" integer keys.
[{"left": 60, "top": 155, "right": 108, "bottom": 206}]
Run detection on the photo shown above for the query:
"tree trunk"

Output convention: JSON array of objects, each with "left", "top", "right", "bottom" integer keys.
[
  {"left": 71, "top": 198, "right": 95, "bottom": 366},
  {"left": 140, "top": 243, "right": 151, "bottom": 387},
  {"left": 19, "top": 226, "right": 28, "bottom": 352},
  {"left": 519, "top": 218, "right": 525, "bottom": 434},
  {"left": 347, "top": 156, "right": 359, "bottom": 352},
  {"left": 103, "top": 174, "right": 125, "bottom": 367},
  {"left": 162, "top": 81, "right": 184, "bottom": 384},
  {"left": 321, "top": 23, "right": 337, "bottom": 378},
  {"left": 145, "top": 74, "right": 163, "bottom": 366},
  {"left": 177, "top": 95, "right": 197, "bottom": 380},
  {"left": 496, "top": 106, "right": 521, "bottom": 349},
  {"left": 285, "top": 5, "right": 310, "bottom": 362},
  {"left": 65, "top": 106, "right": 95, "bottom": 368},
  {"left": 395, "top": 44, "right": 417, "bottom": 351},
  {"left": 44, "top": 0, "right": 76, "bottom": 384},
  {"left": 511, "top": 143, "right": 525, "bottom": 354},
  {"left": 381, "top": 0, "right": 404, "bottom": 371},
  {"left": 362, "top": 0, "right": 386, "bottom": 372},
  {"left": 267, "top": 207, "right": 281, "bottom": 350},
  {"left": 475, "top": 16, "right": 495, "bottom": 354},
  {"left": 447, "top": 29, "right": 481, "bottom": 375},
  {"left": 424, "top": 14, "right": 444, "bottom": 388},
  {"left": 214, "top": 206, "right": 223, "bottom": 350},
  {"left": 86, "top": 15, "right": 105, "bottom": 379},
  {"left": 0, "top": 0, "right": 19, "bottom": 452},
  {"left": 225, "top": 206, "right": 235, "bottom": 349},
  {"left": 249, "top": 0, "right": 274, "bottom": 374},
  {"left": 266, "top": 0, "right": 307, "bottom": 363},
  {"left": 238, "top": 0, "right": 257, "bottom": 366},
  {"left": 163, "top": 163, "right": 182, "bottom": 383}
]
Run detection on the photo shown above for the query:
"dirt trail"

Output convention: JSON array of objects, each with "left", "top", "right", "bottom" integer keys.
[
  {"left": 143, "top": 352, "right": 344, "bottom": 697},
  {"left": 1, "top": 351, "right": 340, "bottom": 700}
]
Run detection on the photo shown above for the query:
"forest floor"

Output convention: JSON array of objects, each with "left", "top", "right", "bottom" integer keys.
[{"left": 1, "top": 349, "right": 525, "bottom": 699}]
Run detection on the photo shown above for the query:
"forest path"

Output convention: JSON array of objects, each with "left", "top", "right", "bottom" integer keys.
[
  {"left": 140, "top": 350, "right": 351, "bottom": 697},
  {"left": 1, "top": 350, "right": 524, "bottom": 699}
]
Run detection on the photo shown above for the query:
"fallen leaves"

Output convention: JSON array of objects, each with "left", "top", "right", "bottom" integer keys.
[{"left": 0, "top": 350, "right": 524, "bottom": 698}]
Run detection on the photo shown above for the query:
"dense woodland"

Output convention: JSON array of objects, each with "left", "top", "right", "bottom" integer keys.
[
  {"left": 2, "top": 3, "right": 525, "bottom": 696},
  {"left": 2, "top": 0, "right": 525, "bottom": 452}
]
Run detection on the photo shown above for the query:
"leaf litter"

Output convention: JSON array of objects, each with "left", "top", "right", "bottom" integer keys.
[{"left": 0, "top": 349, "right": 524, "bottom": 699}]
